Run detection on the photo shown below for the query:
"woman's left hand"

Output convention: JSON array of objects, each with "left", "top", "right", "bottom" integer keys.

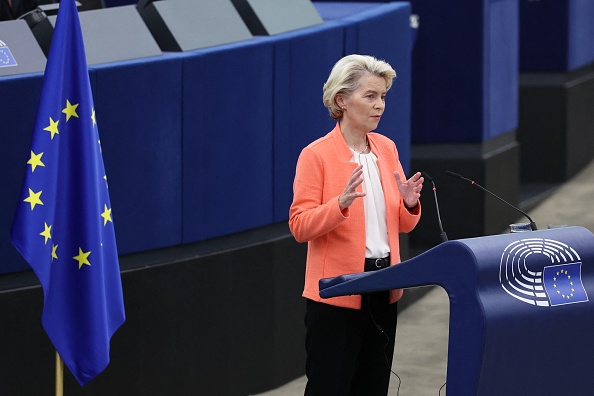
[{"left": 394, "top": 171, "right": 423, "bottom": 209}]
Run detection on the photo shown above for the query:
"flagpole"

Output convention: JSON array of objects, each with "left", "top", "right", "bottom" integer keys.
[{"left": 55, "top": 351, "right": 64, "bottom": 396}]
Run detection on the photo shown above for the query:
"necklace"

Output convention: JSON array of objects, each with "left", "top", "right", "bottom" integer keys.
[{"left": 349, "top": 139, "right": 369, "bottom": 154}]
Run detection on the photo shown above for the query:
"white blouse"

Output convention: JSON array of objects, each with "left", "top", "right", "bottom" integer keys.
[{"left": 350, "top": 149, "right": 390, "bottom": 259}]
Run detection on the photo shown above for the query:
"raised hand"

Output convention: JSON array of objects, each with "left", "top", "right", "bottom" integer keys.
[
  {"left": 394, "top": 171, "right": 423, "bottom": 208},
  {"left": 339, "top": 165, "right": 366, "bottom": 210}
]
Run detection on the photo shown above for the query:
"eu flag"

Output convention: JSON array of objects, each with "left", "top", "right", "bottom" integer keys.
[
  {"left": 10, "top": 0, "right": 125, "bottom": 386},
  {"left": 0, "top": 45, "right": 18, "bottom": 68},
  {"left": 543, "top": 263, "right": 589, "bottom": 306}
]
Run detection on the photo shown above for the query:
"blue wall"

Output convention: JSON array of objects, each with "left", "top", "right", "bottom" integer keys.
[
  {"left": 0, "top": 2, "right": 412, "bottom": 274},
  {"left": 409, "top": 0, "right": 519, "bottom": 143},
  {"left": 5, "top": 0, "right": 593, "bottom": 274},
  {"left": 520, "top": 0, "right": 594, "bottom": 72}
]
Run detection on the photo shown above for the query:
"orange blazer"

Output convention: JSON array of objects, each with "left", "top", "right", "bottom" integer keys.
[{"left": 289, "top": 123, "right": 421, "bottom": 309}]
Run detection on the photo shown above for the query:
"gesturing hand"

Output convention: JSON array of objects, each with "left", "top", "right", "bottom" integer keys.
[
  {"left": 394, "top": 171, "right": 423, "bottom": 209},
  {"left": 339, "top": 165, "right": 366, "bottom": 210}
]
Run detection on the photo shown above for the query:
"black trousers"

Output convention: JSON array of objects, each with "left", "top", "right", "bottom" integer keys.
[{"left": 304, "top": 293, "right": 398, "bottom": 396}]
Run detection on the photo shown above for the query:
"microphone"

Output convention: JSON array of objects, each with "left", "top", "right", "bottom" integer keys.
[
  {"left": 422, "top": 172, "right": 448, "bottom": 242},
  {"left": 445, "top": 171, "right": 538, "bottom": 230}
]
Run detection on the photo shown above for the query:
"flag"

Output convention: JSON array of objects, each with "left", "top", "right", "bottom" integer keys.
[
  {"left": 10, "top": 0, "right": 125, "bottom": 386},
  {"left": 543, "top": 263, "right": 589, "bottom": 306},
  {"left": 0, "top": 41, "right": 18, "bottom": 68}
]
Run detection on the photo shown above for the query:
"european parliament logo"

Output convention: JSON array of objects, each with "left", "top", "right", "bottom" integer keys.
[
  {"left": 499, "top": 238, "right": 588, "bottom": 307},
  {"left": 0, "top": 40, "right": 18, "bottom": 68}
]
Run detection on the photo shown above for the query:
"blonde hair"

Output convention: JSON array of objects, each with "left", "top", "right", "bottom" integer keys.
[{"left": 323, "top": 54, "right": 396, "bottom": 120}]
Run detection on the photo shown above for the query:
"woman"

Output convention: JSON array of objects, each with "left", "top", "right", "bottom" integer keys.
[{"left": 289, "top": 54, "right": 423, "bottom": 395}]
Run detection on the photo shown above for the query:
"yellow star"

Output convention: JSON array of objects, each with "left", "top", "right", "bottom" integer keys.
[
  {"left": 27, "top": 151, "right": 45, "bottom": 172},
  {"left": 51, "top": 244, "right": 58, "bottom": 261},
  {"left": 101, "top": 204, "right": 112, "bottom": 226},
  {"left": 40, "top": 222, "right": 52, "bottom": 244},
  {"left": 73, "top": 248, "right": 91, "bottom": 269},
  {"left": 62, "top": 100, "right": 79, "bottom": 121},
  {"left": 43, "top": 117, "right": 59, "bottom": 139},
  {"left": 91, "top": 109, "right": 96, "bottom": 126},
  {"left": 24, "top": 188, "right": 43, "bottom": 210}
]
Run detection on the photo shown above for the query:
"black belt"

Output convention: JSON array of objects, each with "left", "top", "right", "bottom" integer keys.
[{"left": 364, "top": 256, "right": 390, "bottom": 272}]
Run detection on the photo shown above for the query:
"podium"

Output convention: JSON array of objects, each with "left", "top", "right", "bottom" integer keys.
[{"left": 320, "top": 227, "right": 594, "bottom": 395}]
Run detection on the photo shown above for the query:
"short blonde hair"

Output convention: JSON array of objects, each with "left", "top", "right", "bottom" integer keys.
[{"left": 323, "top": 54, "right": 396, "bottom": 120}]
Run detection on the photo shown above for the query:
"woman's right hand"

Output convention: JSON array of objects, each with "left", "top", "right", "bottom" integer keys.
[{"left": 339, "top": 165, "right": 366, "bottom": 211}]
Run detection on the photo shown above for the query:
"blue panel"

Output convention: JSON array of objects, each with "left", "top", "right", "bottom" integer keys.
[
  {"left": 520, "top": 0, "right": 594, "bottom": 72},
  {"left": 314, "top": 2, "right": 381, "bottom": 19},
  {"left": 568, "top": 0, "right": 594, "bottom": 70},
  {"left": 93, "top": 55, "right": 184, "bottom": 254},
  {"left": 484, "top": 0, "right": 519, "bottom": 141},
  {"left": 410, "top": 0, "right": 518, "bottom": 143},
  {"left": 1, "top": 73, "right": 43, "bottom": 273},
  {"left": 271, "top": 22, "right": 344, "bottom": 222},
  {"left": 519, "top": 1, "right": 569, "bottom": 71},
  {"left": 410, "top": 0, "right": 484, "bottom": 143},
  {"left": 182, "top": 39, "right": 275, "bottom": 242}
]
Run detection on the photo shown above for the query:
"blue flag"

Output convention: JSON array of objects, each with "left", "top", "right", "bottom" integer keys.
[
  {"left": 543, "top": 263, "right": 589, "bottom": 306},
  {"left": 0, "top": 44, "right": 18, "bottom": 68},
  {"left": 10, "top": 0, "right": 125, "bottom": 386}
]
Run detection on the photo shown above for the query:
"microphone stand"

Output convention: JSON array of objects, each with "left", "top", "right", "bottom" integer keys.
[
  {"left": 445, "top": 171, "right": 538, "bottom": 231},
  {"left": 422, "top": 172, "right": 448, "bottom": 242}
]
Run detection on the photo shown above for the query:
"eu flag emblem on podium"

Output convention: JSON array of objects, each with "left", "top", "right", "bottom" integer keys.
[
  {"left": 10, "top": 0, "right": 125, "bottom": 386},
  {"left": 0, "top": 44, "right": 18, "bottom": 68},
  {"left": 543, "top": 263, "right": 588, "bottom": 306}
]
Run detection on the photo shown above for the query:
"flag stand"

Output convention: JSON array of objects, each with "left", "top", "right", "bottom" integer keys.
[{"left": 56, "top": 351, "right": 64, "bottom": 396}]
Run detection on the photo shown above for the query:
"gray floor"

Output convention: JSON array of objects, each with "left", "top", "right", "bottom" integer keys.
[{"left": 255, "top": 159, "right": 594, "bottom": 396}]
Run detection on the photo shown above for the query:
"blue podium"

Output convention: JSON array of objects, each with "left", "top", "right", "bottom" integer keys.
[{"left": 320, "top": 227, "right": 594, "bottom": 395}]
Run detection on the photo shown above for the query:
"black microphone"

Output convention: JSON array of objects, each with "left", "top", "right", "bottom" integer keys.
[
  {"left": 445, "top": 170, "right": 538, "bottom": 231},
  {"left": 422, "top": 171, "right": 448, "bottom": 242}
]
